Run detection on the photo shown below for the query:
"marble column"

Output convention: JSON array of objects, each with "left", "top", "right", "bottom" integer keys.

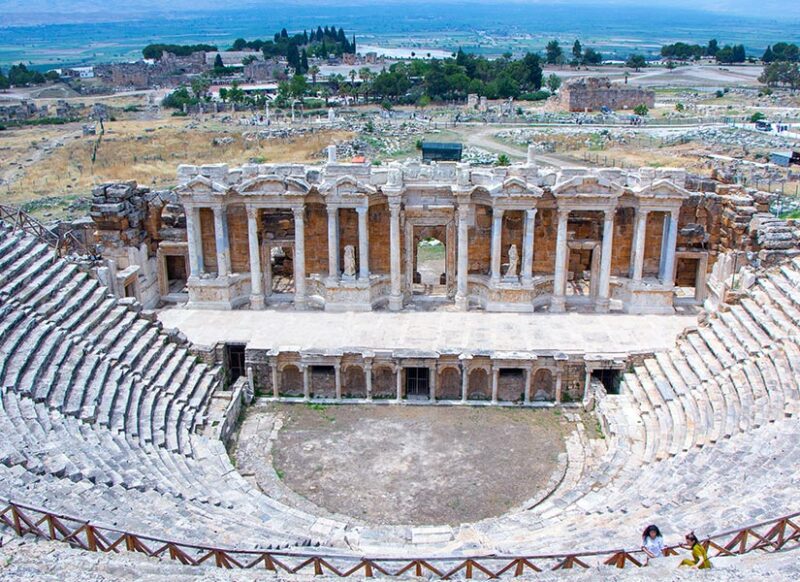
[
  {"left": 521, "top": 208, "right": 537, "bottom": 285},
  {"left": 491, "top": 366, "right": 499, "bottom": 404},
  {"left": 395, "top": 366, "right": 403, "bottom": 401},
  {"left": 555, "top": 369, "right": 563, "bottom": 403},
  {"left": 293, "top": 207, "right": 307, "bottom": 309},
  {"left": 660, "top": 209, "right": 680, "bottom": 286},
  {"left": 212, "top": 206, "right": 230, "bottom": 278},
  {"left": 429, "top": 366, "right": 437, "bottom": 402},
  {"left": 461, "top": 365, "right": 469, "bottom": 402},
  {"left": 389, "top": 203, "right": 403, "bottom": 311},
  {"left": 455, "top": 205, "right": 470, "bottom": 310},
  {"left": 271, "top": 360, "right": 279, "bottom": 399},
  {"left": 490, "top": 209, "right": 504, "bottom": 284},
  {"left": 365, "top": 362, "right": 373, "bottom": 402},
  {"left": 334, "top": 362, "right": 342, "bottom": 400},
  {"left": 301, "top": 365, "right": 310, "bottom": 401},
  {"left": 551, "top": 208, "right": 570, "bottom": 313},
  {"left": 246, "top": 206, "right": 264, "bottom": 309},
  {"left": 524, "top": 367, "right": 532, "bottom": 405},
  {"left": 583, "top": 369, "right": 592, "bottom": 403},
  {"left": 596, "top": 208, "right": 615, "bottom": 312},
  {"left": 184, "top": 206, "right": 203, "bottom": 277},
  {"left": 326, "top": 206, "right": 339, "bottom": 283},
  {"left": 357, "top": 206, "right": 370, "bottom": 280},
  {"left": 631, "top": 208, "right": 649, "bottom": 282}
]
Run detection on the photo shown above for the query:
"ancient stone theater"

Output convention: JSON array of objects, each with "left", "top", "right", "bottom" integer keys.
[{"left": 1, "top": 148, "right": 799, "bottom": 576}]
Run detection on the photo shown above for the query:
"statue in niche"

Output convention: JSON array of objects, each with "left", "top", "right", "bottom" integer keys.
[
  {"left": 505, "top": 244, "right": 519, "bottom": 278},
  {"left": 343, "top": 245, "right": 357, "bottom": 278}
]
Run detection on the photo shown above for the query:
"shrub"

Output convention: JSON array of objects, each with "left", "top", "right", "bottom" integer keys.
[{"left": 633, "top": 103, "right": 649, "bottom": 116}]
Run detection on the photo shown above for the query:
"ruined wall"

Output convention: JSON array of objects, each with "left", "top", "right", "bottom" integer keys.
[
  {"left": 305, "top": 203, "right": 329, "bottom": 276},
  {"left": 227, "top": 204, "right": 249, "bottom": 274},
  {"left": 199, "top": 208, "right": 217, "bottom": 274},
  {"left": 611, "top": 207, "right": 635, "bottom": 276},
  {"left": 369, "top": 203, "right": 391, "bottom": 275},
  {"left": 560, "top": 78, "right": 655, "bottom": 112},
  {"left": 468, "top": 204, "right": 492, "bottom": 275},
  {"left": 533, "top": 208, "right": 557, "bottom": 275}
]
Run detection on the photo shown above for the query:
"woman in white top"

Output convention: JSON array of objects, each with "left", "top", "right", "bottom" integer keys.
[{"left": 642, "top": 524, "right": 665, "bottom": 564}]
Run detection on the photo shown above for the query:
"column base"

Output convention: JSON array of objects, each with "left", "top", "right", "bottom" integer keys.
[
  {"left": 250, "top": 294, "right": 265, "bottom": 310},
  {"left": 294, "top": 296, "right": 307, "bottom": 311},
  {"left": 594, "top": 298, "right": 610, "bottom": 313},
  {"left": 550, "top": 295, "right": 566, "bottom": 313},
  {"left": 389, "top": 294, "right": 403, "bottom": 311},
  {"left": 454, "top": 293, "right": 468, "bottom": 310},
  {"left": 521, "top": 276, "right": 533, "bottom": 287}
]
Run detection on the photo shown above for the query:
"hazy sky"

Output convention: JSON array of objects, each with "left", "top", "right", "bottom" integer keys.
[{"left": 1, "top": 0, "right": 798, "bottom": 22}]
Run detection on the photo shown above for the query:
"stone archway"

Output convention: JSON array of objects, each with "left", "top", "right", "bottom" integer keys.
[
  {"left": 438, "top": 367, "right": 461, "bottom": 400},
  {"left": 468, "top": 368, "right": 490, "bottom": 401},
  {"left": 532, "top": 369, "right": 555, "bottom": 402}
]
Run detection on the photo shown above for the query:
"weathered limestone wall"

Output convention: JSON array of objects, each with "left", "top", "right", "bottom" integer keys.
[
  {"left": 368, "top": 203, "right": 391, "bottom": 275},
  {"left": 468, "top": 205, "right": 492, "bottom": 275},
  {"left": 559, "top": 77, "right": 656, "bottom": 112}
]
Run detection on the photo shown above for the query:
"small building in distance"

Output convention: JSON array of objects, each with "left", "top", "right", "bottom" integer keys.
[
  {"left": 558, "top": 77, "right": 655, "bottom": 112},
  {"left": 421, "top": 141, "right": 463, "bottom": 162}
]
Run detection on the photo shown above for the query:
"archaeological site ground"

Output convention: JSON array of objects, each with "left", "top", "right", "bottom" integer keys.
[{"left": 1, "top": 5, "right": 800, "bottom": 580}]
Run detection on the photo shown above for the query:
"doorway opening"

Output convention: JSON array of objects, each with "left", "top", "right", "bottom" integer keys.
[
  {"left": 225, "top": 344, "right": 246, "bottom": 385},
  {"left": 405, "top": 367, "right": 430, "bottom": 398},
  {"left": 165, "top": 255, "right": 188, "bottom": 293},
  {"left": 592, "top": 369, "right": 621, "bottom": 395},
  {"left": 414, "top": 237, "right": 447, "bottom": 296}
]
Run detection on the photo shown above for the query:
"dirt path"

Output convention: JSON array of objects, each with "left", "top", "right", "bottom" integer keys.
[{"left": 451, "top": 125, "right": 584, "bottom": 168}]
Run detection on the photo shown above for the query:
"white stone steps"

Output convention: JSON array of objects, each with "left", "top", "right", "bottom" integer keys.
[
  {"left": 731, "top": 303, "right": 773, "bottom": 348},
  {"left": 96, "top": 368, "right": 126, "bottom": 428},
  {"left": 6, "top": 259, "right": 65, "bottom": 305},
  {"left": 742, "top": 360, "right": 769, "bottom": 428},
  {"left": 0, "top": 247, "right": 54, "bottom": 297},
  {"left": 59, "top": 287, "right": 111, "bottom": 333},
  {"left": 17, "top": 324, "right": 65, "bottom": 395},
  {"left": 742, "top": 296, "right": 787, "bottom": 342},
  {"left": 728, "top": 365, "right": 755, "bottom": 433},
  {"left": 715, "top": 376, "right": 740, "bottom": 439},
  {"left": 106, "top": 319, "right": 149, "bottom": 363},
  {"left": 36, "top": 272, "right": 91, "bottom": 319},
  {"left": 699, "top": 378, "right": 724, "bottom": 443},
  {"left": 119, "top": 328, "right": 159, "bottom": 371},
  {"left": 84, "top": 305, "right": 127, "bottom": 346},
  {"left": 635, "top": 365, "right": 673, "bottom": 460},
  {"left": 708, "top": 316, "right": 748, "bottom": 362},
  {"left": 678, "top": 339, "right": 712, "bottom": 383},
  {"left": 719, "top": 310, "right": 761, "bottom": 356},
  {"left": 78, "top": 359, "right": 112, "bottom": 421},
  {"left": 0, "top": 236, "right": 38, "bottom": 271},
  {"left": 62, "top": 353, "right": 102, "bottom": 417},
  {"left": 2, "top": 318, "right": 53, "bottom": 393},
  {"left": 755, "top": 356, "right": 784, "bottom": 422},
  {"left": 622, "top": 373, "right": 659, "bottom": 463},
  {"left": 0, "top": 316, "right": 37, "bottom": 383},
  {"left": 22, "top": 262, "right": 81, "bottom": 309},
  {"left": 771, "top": 346, "right": 800, "bottom": 414},
  {"left": 33, "top": 336, "right": 74, "bottom": 403},
  {"left": 768, "top": 270, "right": 800, "bottom": 311},
  {"left": 758, "top": 277, "right": 800, "bottom": 327},
  {"left": 95, "top": 310, "right": 139, "bottom": 353},
  {"left": 686, "top": 332, "right": 723, "bottom": 376},
  {"left": 697, "top": 325, "right": 735, "bottom": 369}
]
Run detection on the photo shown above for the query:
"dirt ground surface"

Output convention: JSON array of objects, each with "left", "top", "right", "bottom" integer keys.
[{"left": 244, "top": 403, "right": 568, "bottom": 526}]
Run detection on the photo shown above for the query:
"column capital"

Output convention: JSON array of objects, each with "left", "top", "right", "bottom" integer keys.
[
  {"left": 293, "top": 206, "right": 305, "bottom": 220},
  {"left": 356, "top": 206, "right": 368, "bottom": 216},
  {"left": 327, "top": 205, "right": 339, "bottom": 216},
  {"left": 458, "top": 204, "right": 471, "bottom": 219},
  {"left": 493, "top": 207, "right": 505, "bottom": 218},
  {"left": 246, "top": 204, "right": 259, "bottom": 220},
  {"left": 526, "top": 207, "right": 538, "bottom": 218},
  {"left": 603, "top": 207, "right": 615, "bottom": 221},
  {"left": 557, "top": 207, "right": 571, "bottom": 220}
]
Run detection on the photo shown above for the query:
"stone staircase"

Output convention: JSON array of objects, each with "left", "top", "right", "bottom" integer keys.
[
  {"left": 1, "top": 223, "right": 799, "bottom": 563},
  {"left": 0, "top": 227, "right": 337, "bottom": 549}
]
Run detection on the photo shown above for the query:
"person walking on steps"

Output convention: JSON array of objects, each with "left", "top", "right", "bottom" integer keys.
[{"left": 679, "top": 532, "right": 712, "bottom": 569}]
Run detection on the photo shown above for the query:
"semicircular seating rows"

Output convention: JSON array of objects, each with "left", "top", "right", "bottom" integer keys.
[{"left": 0, "top": 222, "right": 799, "bottom": 563}]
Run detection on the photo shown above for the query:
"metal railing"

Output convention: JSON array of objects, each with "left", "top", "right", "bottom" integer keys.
[
  {"left": 0, "top": 204, "right": 94, "bottom": 257},
  {"left": 1, "top": 499, "right": 798, "bottom": 576}
]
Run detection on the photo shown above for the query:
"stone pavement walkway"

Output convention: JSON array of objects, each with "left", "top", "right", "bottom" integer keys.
[{"left": 158, "top": 309, "right": 696, "bottom": 355}]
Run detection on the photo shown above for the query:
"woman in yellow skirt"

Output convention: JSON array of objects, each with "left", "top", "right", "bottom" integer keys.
[{"left": 679, "top": 532, "right": 712, "bottom": 569}]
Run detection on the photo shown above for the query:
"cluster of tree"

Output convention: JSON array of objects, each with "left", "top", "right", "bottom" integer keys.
[
  {"left": 715, "top": 44, "right": 747, "bottom": 64},
  {"left": 229, "top": 26, "right": 355, "bottom": 75},
  {"left": 660, "top": 40, "right": 719, "bottom": 60},
  {"left": 142, "top": 43, "right": 217, "bottom": 60},
  {"left": 625, "top": 54, "right": 648, "bottom": 71},
  {"left": 0, "top": 64, "right": 57, "bottom": 87},
  {"left": 161, "top": 86, "right": 201, "bottom": 110},
  {"left": 762, "top": 43, "right": 799, "bottom": 63},
  {"left": 545, "top": 40, "right": 602, "bottom": 67},
  {"left": 759, "top": 61, "right": 800, "bottom": 89},
  {"left": 326, "top": 49, "right": 545, "bottom": 104}
]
